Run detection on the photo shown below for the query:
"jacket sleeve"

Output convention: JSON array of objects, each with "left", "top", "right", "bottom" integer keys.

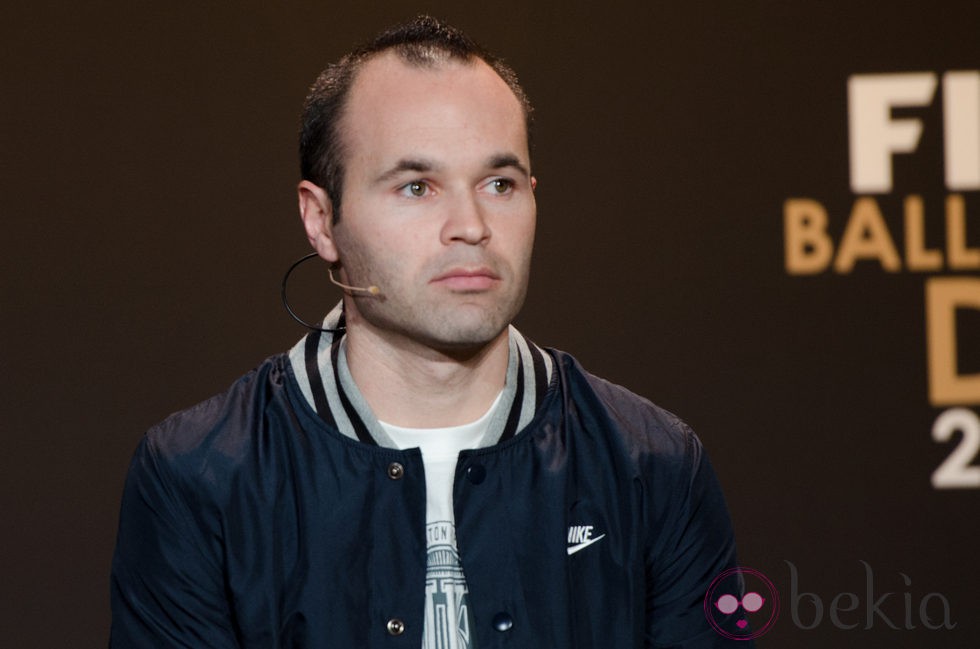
[
  {"left": 642, "top": 426, "right": 753, "bottom": 648},
  {"left": 110, "top": 435, "right": 240, "bottom": 648}
]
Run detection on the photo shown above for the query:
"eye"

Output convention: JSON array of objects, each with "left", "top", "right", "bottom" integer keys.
[
  {"left": 399, "top": 181, "right": 430, "bottom": 197},
  {"left": 488, "top": 178, "right": 514, "bottom": 194}
]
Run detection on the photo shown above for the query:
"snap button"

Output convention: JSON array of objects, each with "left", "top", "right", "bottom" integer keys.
[
  {"left": 387, "top": 462, "right": 404, "bottom": 480},
  {"left": 492, "top": 612, "right": 513, "bottom": 632},
  {"left": 466, "top": 463, "right": 486, "bottom": 484},
  {"left": 386, "top": 618, "right": 405, "bottom": 636}
]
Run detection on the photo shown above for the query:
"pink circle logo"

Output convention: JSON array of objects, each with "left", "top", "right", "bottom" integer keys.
[{"left": 703, "top": 567, "right": 779, "bottom": 640}]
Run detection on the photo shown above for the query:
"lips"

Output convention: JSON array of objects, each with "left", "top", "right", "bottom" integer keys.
[{"left": 430, "top": 267, "right": 500, "bottom": 291}]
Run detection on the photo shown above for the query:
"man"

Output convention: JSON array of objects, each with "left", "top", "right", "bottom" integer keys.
[{"left": 111, "top": 16, "right": 749, "bottom": 648}]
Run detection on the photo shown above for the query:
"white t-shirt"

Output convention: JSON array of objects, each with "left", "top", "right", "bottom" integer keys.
[{"left": 379, "top": 393, "right": 502, "bottom": 649}]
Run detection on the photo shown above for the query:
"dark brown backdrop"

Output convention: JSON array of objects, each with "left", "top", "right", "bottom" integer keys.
[{"left": 2, "top": 1, "right": 978, "bottom": 646}]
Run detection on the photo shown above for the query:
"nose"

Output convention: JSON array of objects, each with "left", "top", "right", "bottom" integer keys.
[{"left": 440, "top": 191, "right": 490, "bottom": 245}]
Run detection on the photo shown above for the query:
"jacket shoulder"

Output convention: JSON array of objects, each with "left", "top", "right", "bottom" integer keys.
[
  {"left": 550, "top": 349, "right": 700, "bottom": 463},
  {"left": 138, "top": 354, "right": 292, "bottom": 485}
]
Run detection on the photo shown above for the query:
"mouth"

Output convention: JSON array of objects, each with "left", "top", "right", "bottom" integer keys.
[{"left": 430, "top": 267, "right": 500, "bottom": 291}]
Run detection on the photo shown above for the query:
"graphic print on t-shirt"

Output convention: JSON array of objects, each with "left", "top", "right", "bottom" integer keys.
[{"left": 423, "top": 521, "right": 473, "bottom": 649}]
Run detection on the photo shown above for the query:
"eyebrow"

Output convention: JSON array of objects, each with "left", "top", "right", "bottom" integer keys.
[
  {"left": 487, "top": 153, "right": 530, "bottom": 178},
  {"left": 374, "top": 153, "right": 530, "bottom": 184},
  {"left": 375, "top": 158, "right": 438, "bottom": 184}
]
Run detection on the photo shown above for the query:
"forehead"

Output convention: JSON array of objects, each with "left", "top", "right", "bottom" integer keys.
[{"left": 339, "top": 51, "right": 529, "bottom": 168}]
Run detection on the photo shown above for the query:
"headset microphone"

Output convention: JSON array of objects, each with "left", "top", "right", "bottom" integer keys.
[
  {"left": 328, "top": 267, "right": 381, "bottom": 296},
  {"left": 282, "top": 252, "right": 382, "bottom": 332}
]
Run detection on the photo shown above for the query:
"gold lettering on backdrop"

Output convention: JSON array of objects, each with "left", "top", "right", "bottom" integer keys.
[
  {"left": 783, "top": 194, "right": 978, "bottom": 274},
  {"left": 904, "top": 195, "right": 943, "bottom": 271},
  {"left": 834, "top": 197, "right": 902, "bottom": 273},
  {"left": 926, "top": 277, "right": 980, "bottom": 406},
  {"left": 946, "top": 194, "right": 980, "bottom": 270},
  {"left": 784, "top": 199, "right": 833, "bottom": 274}
]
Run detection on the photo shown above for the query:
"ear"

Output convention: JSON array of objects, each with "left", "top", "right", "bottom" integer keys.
[
  {"left": 297, "top": 180, "right": 339, "bottom": 263},
  {"left": 530, "top": 176, "right": 537, "bottom": 191}
]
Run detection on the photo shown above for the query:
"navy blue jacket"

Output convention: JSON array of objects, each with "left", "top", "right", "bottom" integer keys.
[{"left": 110, "top": 349, "right": 748, "bottom": 647}]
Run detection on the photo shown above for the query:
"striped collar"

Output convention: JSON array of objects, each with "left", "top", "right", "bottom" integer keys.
[{"left": 288, "top": 303, "right": 554, "bottom": 448}]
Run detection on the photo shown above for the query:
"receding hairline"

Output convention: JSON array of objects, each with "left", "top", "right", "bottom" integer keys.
[{"left": 331, "top": 50, "right": 531, "bottom": 168}]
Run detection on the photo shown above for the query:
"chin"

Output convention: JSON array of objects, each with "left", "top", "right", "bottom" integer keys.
[
  {"left": 415, "top": 310, "right": 514, "bottom": 351},
  {"left": 360, "top": 294, "right": 523, "bottom": 351},
  {"left": 428, "top": 323, "right": 507, "bottom": 350}
]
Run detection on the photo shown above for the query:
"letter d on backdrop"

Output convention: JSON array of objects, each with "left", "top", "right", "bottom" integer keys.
[{"left": 926, "top": 277, "right": 980, "bottom": 406}]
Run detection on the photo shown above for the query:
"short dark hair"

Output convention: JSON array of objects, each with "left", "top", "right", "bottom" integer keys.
[{"left": 299, "top": 15, "right": 533, "bottom": 221}]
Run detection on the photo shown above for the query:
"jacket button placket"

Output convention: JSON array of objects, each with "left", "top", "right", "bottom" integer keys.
[{"left": 383, "top": 461, "right": 408, "bottom": 642}]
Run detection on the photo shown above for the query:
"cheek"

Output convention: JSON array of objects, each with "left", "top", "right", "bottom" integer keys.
[
  {"left": 521, "top": 203, "right": 538, "bottom": 242},
  {"left": 349, "top": 232, "right": 427, "bottom": 282},
  {"left": 509, "top": 220, "right": 537, "bottom": 264},
  {"left": 495, "top": 206, "right": 536, "bottom": 251}
]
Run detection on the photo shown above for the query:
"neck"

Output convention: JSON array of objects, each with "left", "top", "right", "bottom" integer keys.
[{"left": 344, "top": 318, "right": 510, "bottom": 429}]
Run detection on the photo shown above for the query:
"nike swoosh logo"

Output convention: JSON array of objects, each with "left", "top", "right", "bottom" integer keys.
[{"left": 567, "top": 534, "right": 606, "bottom": 555}]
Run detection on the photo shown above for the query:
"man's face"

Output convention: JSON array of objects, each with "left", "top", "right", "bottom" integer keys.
[{"left": 319, "top": 52, "right": 536, "bottom": 353}]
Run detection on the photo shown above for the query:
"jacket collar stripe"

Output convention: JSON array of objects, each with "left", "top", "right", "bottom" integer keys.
[
  {"left": 498, "top": 351, "right": 525, "bottom": 442},
  {"left": 520, "top": 336, "right": 539, "bottom": 432},
  {"left": 304, "top": 329, "right": 335, "bottom": 429},
  {"left": 529, "top": 337, "right": 550, "bottom": 406},
  {"left": 329, "top": 335, "right": 376, "bottom": 445}
]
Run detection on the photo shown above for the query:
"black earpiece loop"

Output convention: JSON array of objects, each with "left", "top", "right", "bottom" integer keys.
[{"left": 281, "top": 252, "right": 346, "bottom": 333}]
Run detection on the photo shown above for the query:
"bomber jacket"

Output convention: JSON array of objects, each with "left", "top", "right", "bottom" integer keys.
[{"left": 110, "top": 330, "right": 748, "bottom": 648}]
